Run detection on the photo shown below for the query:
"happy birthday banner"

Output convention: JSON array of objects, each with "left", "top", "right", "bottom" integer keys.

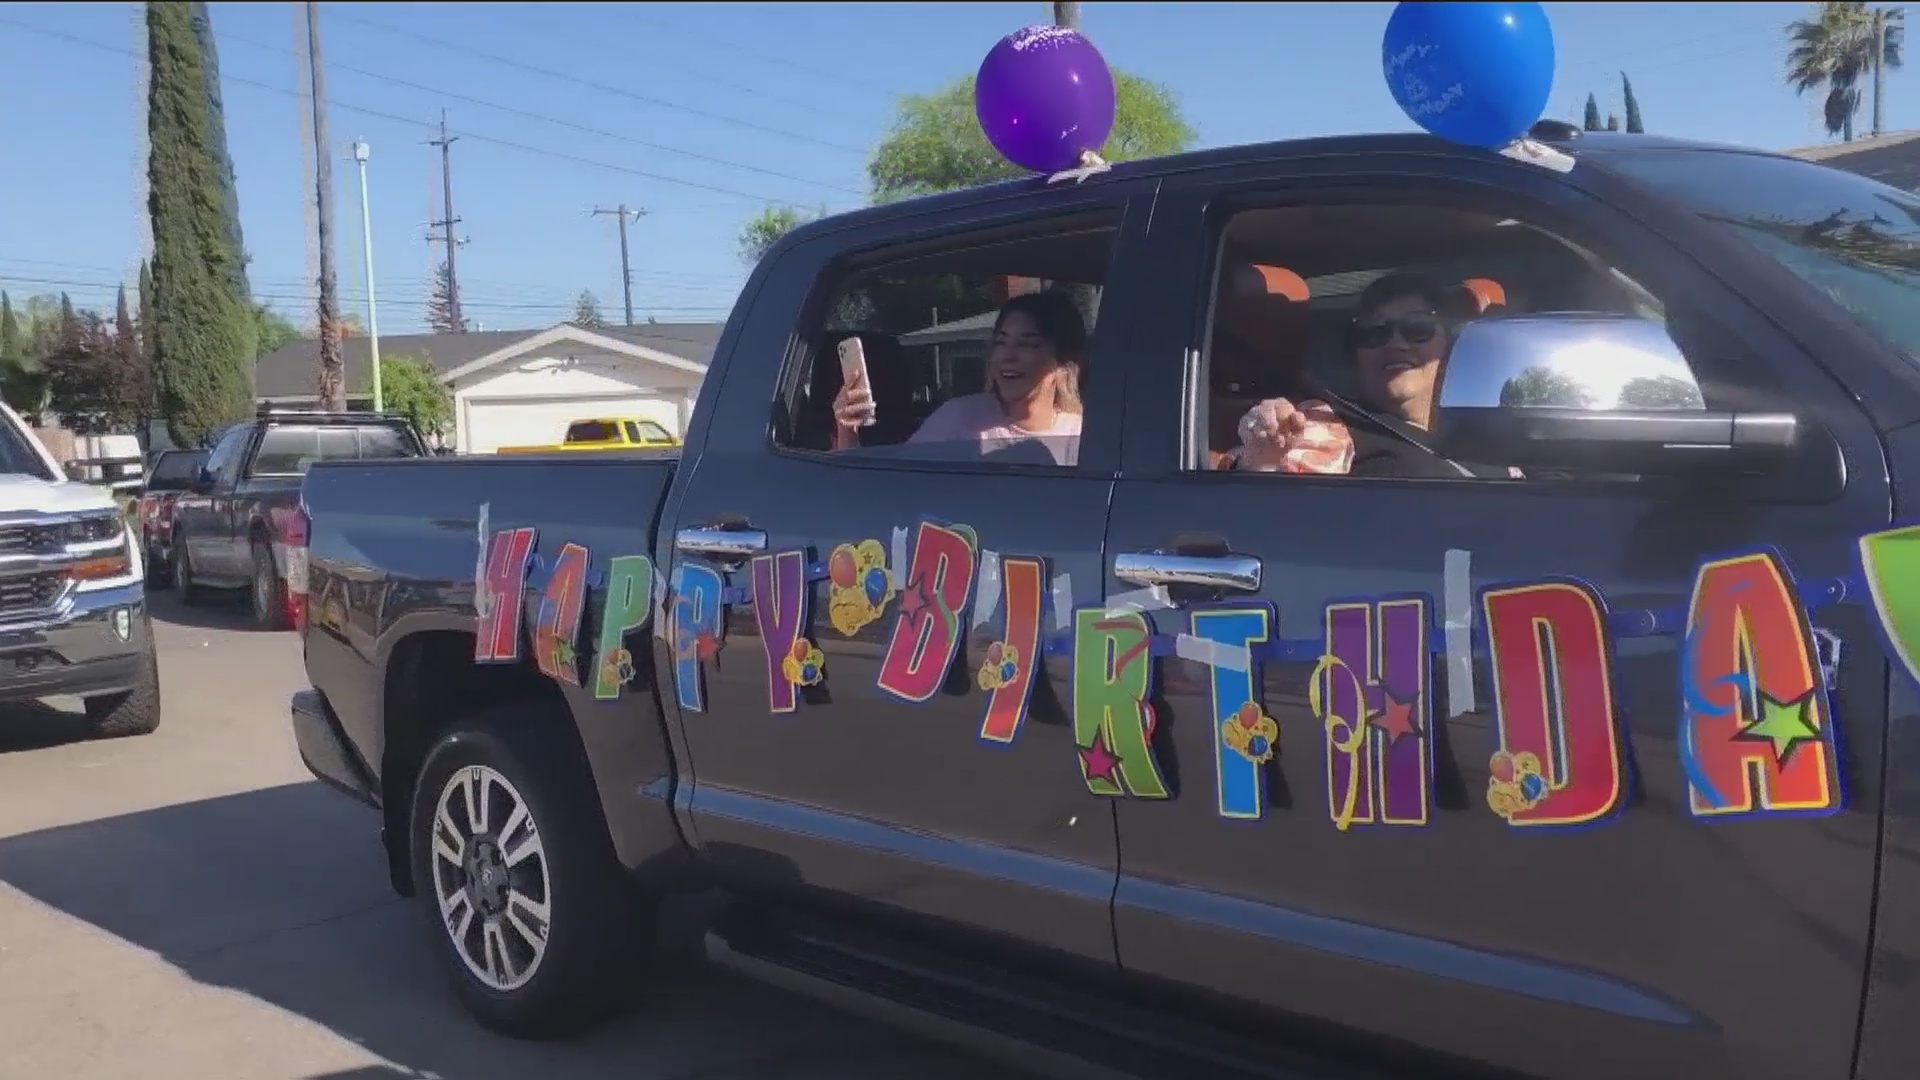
[{"left": 470, "top": 516, "right": 1920, "bottom": 832}]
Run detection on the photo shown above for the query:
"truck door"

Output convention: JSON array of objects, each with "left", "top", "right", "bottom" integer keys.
[
  {"left": 184, "top": 423, "right": 251, "bottom": 580},
  {"left": 657, "top": 182, "right": 1160, "bottom": 967},
  {"left": 1098, "top": 157, "right": 1891, "bottom": 1080}
]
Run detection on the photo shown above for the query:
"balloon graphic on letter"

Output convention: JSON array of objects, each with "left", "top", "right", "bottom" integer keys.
[
  {"left": 1382, "top": 2, "right": 1556, "bottom": 149},
  {"left": 976, "top": 25, "right": 1118, "bottom": 173}
]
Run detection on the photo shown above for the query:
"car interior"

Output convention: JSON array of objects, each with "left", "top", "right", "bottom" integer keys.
[{"left": 782, "top": 206, "right": 1673, "bottom": 458}]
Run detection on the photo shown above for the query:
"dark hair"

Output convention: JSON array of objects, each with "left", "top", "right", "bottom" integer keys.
[
  {"left": 1354, "top": 271, "right": 1452, "bottom": 322},
  {"left": 995, "top": 290, "right": 1088, "bottom": 362}
]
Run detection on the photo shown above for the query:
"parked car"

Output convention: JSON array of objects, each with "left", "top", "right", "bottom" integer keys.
[
  {"left": 170, "top": 409, "right": 427, "bottom": 629},
  {"left": 495, "top": 417, "right": 682, "bottom": 454},
  {"left": 286, "top": 128, "right": 1920, "bottom": 1080},
  {"left": 0, "top": 400, "right": 158, "bottom": 737},
  {"left": 137, "top": 447, "right": 207, "bottom": 587}
]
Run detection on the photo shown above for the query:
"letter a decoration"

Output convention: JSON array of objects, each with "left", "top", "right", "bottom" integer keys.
[{"left": 1681, "top": 551, "right": 1842, "bottom": 818}]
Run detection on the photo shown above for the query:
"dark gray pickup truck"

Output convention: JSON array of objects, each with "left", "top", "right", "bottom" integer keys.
[{"left": 288, "top": 128, "right": 1920, "bottom": 1080}]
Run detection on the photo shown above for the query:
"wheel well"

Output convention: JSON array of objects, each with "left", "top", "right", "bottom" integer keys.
[{"left": 378, "top": 630, "right": 566, "bottom": 897}]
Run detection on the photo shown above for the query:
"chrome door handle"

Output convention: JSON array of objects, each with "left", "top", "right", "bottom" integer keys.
[
  {"left": 675, "top": 526, "right": 768, "bottom": 558},
  {"left": 1114, "top": 551, "right": 1262, "bottom": 593}
]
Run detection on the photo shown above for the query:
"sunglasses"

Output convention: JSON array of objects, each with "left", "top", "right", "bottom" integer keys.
[{"left": 1353, "top": 312, "right": 1441, "bottom": 349}]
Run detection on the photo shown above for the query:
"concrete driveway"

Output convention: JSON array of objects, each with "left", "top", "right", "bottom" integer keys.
[{"left": 0, "top": 591, "right": 1014, "bottom": 1080}]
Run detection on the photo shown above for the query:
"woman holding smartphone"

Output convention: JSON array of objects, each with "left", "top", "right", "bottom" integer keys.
[{"left": 831, "top": 290, "right": 1085, "bottom": 455}]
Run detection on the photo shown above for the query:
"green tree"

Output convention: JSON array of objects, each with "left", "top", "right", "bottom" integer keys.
[
  {"left": 1618, "top": 374, "right": 1704, "bottom": 410},
  {"left": 252, "top": 304, "right": 304, "bottom": 356},
  {"left": 426, "top": 260, "right": 466, "bottom": 333},
  {"left": 146, "top": 0, "right": 258, "bottom": 448},
  {"left": 738, "top": 206, "right": 815, "bottom": 266},
  {"left": 1788, "top": 2, "right": 1905, "bottom": 142},
  {"left": 571, "top": 290, "right": 606, "bottom": 329},
  {"left": 43, "top": 306, "right": 141, "bottom": 435},
  {"left": 360, "top": 353, "right": 451, "bottom": 442},
  {"left": 1499, "top": 366, "right": 1596, "bottom": 408},
  {"left": 0, "top": 293, "right": 35, "bottom": 418},
  {"left": 866, "top": 71, "right": 1196, "bottom": 203},
  {"left": 1583, "top": 93, "right": 1604, "bottom": 132},
  {"left": 1621, "top": 72, "right": 1645, "bottom": 134},
  {"left": 136, "top": 259, "right": 156, "bottom": 364}
]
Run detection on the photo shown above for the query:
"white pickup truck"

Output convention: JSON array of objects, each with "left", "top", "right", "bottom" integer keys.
[{"left": 0, "top": 401, "right": 159, "bottom": 737}]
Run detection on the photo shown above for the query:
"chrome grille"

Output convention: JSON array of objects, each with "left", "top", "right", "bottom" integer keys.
[
  {"left": 0, "top": 523, "right": 64, "bottom": 557},
  {"left": 0, "top": 571, "right": 67, "bottom": 620}
]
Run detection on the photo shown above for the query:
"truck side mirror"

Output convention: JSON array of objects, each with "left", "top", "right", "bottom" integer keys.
[{"left": 1429, "top": 313, "right": 1798, "bottom": 475}]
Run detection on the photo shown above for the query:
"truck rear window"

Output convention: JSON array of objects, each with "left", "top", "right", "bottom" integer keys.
[
  {"left": 251, "top": 425, "right": 419, "bottom": 476},
  {"left": 146, "top": 450, "right": 207, "bottom": 487},
  {"left": 565, "top": 421, "right": 617, "bottom": 442}
]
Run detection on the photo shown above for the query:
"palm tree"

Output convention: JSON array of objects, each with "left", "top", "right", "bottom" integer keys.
[{"left": 1788, "top": 2, "right": 1905, "bottom": 142}]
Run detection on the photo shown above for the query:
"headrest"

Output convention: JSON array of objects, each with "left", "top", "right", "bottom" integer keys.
[
  {"left": 1459, "top": 278, "right": 1506, "bottom": 313},
  {"left": 1224, "top": 262, "right": 1310, "bottom": 304}
]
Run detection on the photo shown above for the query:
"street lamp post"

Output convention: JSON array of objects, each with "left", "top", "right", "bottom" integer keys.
[{"left": 351, "top": 138, "right": 383, "bottom": 413}]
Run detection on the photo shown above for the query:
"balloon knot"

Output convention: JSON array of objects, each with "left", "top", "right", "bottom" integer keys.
[{"left": 1047, "top": 150, "right": 1112, "bottom": 186}]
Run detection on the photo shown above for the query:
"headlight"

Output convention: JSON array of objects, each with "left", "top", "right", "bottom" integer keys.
[{"left": 65, "top": 513, "right": 134, "bottom": 586}]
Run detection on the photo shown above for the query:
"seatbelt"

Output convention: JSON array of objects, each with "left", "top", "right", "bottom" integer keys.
[{"left": 1310, "top": 384, "right": 1478, "bottom": 479}]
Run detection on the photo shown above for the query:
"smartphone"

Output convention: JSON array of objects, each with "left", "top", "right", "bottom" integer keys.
[{"left": 837, "top": 337, "right": 875, "bottom": 427}]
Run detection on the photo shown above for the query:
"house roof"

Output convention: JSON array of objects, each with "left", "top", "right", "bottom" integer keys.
[
  {"left": 253, "top": 321, "right": 724, "bottom": 400},
  {"left": 1785, "top": 129, "right": 1920, "bottom": 191}
]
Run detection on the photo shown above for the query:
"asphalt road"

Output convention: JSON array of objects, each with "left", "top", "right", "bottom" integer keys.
[{"left": 0, "top": 590, "right": 1014, "bottom": 1080}]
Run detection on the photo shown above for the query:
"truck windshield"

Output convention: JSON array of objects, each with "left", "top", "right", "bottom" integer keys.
[
  {"left": 1600, "top": 148, "right": 1920, "bottom": 358},
  {"left": 251, "top": 424, "right": 419, "bottom": 477}
]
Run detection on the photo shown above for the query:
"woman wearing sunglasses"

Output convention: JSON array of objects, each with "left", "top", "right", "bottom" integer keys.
[{"left": 1348, "top": 271, "right": 1451, "bottom": 431}]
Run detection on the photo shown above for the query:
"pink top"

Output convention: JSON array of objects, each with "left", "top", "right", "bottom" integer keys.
[{"left": 909, "top": 393, "right": 1083, "bottom": 444}]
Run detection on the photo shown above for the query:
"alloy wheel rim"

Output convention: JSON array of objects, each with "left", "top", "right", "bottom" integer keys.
[{"left": 428, "top": 764, "right": 551, "bottom": 992}]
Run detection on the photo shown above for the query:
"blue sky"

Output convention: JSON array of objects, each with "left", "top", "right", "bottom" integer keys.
[{"left": 0, "top": 2, "right": 1908, "bottom": 335}]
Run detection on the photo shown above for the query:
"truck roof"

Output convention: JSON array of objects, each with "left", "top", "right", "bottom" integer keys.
[{"left": 775, "top": 128, "right": 1785, "bottom": 254}]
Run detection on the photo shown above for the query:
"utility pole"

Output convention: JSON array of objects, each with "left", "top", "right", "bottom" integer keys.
[
  {"left": 1872, "top": 6, "right": 1889, "bottom": 138},
  {"left": 427, "top": 111, "right": 464, "bottom": 332},
  {"left": 305, "top": 1, "right": 344, "bottom": 411},
  {"left": 1053, "top": 1, "right": 1080, "bottom": 30},
  {"left": 590, "top": 204, "right": 647, "bottom": 326}
]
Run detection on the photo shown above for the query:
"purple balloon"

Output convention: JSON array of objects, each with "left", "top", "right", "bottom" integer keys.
[{"left": 975, "top": 25, "right": 1117, "bottom": 174}]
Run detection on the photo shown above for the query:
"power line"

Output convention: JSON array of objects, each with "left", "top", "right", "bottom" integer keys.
[
  {"left": 0, "top": 273, "right": 731, "bottom": 316},
  {"left": 215, "top": 28, "right": 862, "bottom": 196},
  {"left": 610, "top": 9, "right": 901, "bottom": 98},
  {"left": 0, "top": 14, "right": 843, "bottom": 208},
  {"left": 329, "top": 11, "right": 871, "bottom": 156}
]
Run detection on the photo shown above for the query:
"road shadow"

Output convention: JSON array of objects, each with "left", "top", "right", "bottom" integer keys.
[
  {"left": 147, "top": 587, "right": 264, "bottom": 633},
  {"left": 0, "top": 698, "right": 95, "bottom": 755},
  {"left": 0, "top": 781, "right": 1007, "bottom": 1080}
]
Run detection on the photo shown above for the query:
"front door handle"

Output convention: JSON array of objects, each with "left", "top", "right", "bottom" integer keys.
[
  {"left": 1114, "top": 551, "right": 1262, "bottom": 593},
  {"left": 675, "top": 525, "right": 768, "bottom": 558}
]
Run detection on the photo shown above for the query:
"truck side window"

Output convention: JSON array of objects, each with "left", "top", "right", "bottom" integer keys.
[
  {"left": 774, "top": 218, "right": 1119, "bottom": 466},
  {"left": 1195, "top": 202, "right": 1716, "bottom": 480},
  {"left": 204, "top": 426, "right": 250, "bottom": 486}
]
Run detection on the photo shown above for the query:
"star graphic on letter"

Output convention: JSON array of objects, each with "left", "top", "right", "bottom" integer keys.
[
  {"left": 551, "top": 640, "right": 576, "bottom": 670},
  {"left": 695, "top": 632, "right": 721, "bottom": 661},
  {"left": 1080, "top": 730, "right": 1122, "bottom": 787},
  {"left": 1371, "top": 689, "right": 1423, "bottom": 744},
  {"left": 1736, "top": 690, "right": 1823, "bottom": 765},
  {"left": 899, "top": 578, "right": 929, "bottom": 619}
]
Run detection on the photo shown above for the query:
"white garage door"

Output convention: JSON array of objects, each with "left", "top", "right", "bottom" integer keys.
[{"left": 465, "top": 396, "right": 681, "bottom": 454}]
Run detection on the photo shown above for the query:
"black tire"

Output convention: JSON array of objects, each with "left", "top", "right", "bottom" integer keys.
[
  {"left": 250, "top": 539, "right": 290, "bottom": 630},
  {"left": 408, "top": 700, "right": 652, "bottom": 1040},
  {"left": 174, "top": 541, "right": 209, "bottom": 606},
  {"left": 83, "top": 627, "right": 161, "bottom": 738},
  {"left": 143, "top": 535, "right": 173, "bottom": 589}
]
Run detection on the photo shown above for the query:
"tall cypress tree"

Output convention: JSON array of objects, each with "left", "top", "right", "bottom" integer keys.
[
  {"left": 146, "top": 0, "right": 256, "bottom": 447},
  {"left": 0, "top": 294, "right": 18, "bottom": 375},
  {"left": 189, "top": 1, "right": 249, "bottom": 299},
  {"left": 1583, "top": 93, "right": 1603, "bottom": 132},
  {"left": 1621, "top": 72, "right": 1645, "bottom": 134}
]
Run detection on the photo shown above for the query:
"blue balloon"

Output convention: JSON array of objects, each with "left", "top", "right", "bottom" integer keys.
[{"left": 1383, "top": 2, "right": 1555, "bottom": 150}]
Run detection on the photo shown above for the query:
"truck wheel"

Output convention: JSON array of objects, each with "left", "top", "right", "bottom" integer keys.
[
  {"left": 83, "top": 629, "right": 161, "bottom": 739},
  {"left": 250, "top": 540, "right": 290, "bottom": 630},
  {"left": 408, "top": 701, "right": 652, "bottom": 1040},
  {"left": 143, "top": 534, "right": 173, "bottom": 588},
  {"left": 175, "top": 542, "right": 209, "bottom": 606}
]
